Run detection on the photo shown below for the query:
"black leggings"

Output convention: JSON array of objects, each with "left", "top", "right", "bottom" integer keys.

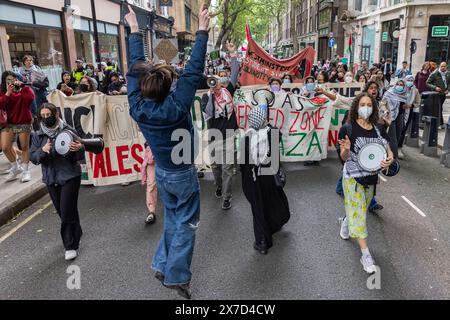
[
  {"left": 47, "top": 176, "right": 83, "bottom": 251},
  {"left": 398, "top": 111, "right": 413, "bottom": 149}
]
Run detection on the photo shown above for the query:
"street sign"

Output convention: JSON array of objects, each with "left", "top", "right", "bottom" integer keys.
[
  {"left": 328, "top": 38, "right": 336, "bottom": 48},
  {"left": 382, "top": 32, "right": 388, "bottom": 42},
  {"left": 432, "top": 26, "right": 449, "bottom": 37}
]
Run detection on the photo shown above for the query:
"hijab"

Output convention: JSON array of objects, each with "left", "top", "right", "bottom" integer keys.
[
  {"left": 404, "top": 75, "right": 418, "bottom": 106},
  {"left": 382, "top": 80, "right": 408, "bottom": 121}
]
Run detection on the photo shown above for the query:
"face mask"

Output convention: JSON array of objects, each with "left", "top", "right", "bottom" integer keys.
[
  {"left": 358, "top": 106, "right": 373, "bottom": 120},
  {"left": 80, "top": 84, "right": 89, "bottom": 92},
  {"left": 345, "top": 77, "right": 353, "bottom": 83},
  {"left": 43, "top": 115, "right": 57, "bottom": 128},
  {"left": 87, "top": 69, "right": 93, "bottom": 74},
  {"left": 305, "top": 83, "right": 315, "bottom": 91},
  {"left": 283, "top": 79, "right": 291, "bottom": 84},
  {"left": 271, "top": 84, "right": 281, "bottom": 92},
  {"left": 208, "top": 68, "right": 214, "bottom": 74},
  {"left": 406, "top": 81, "right": 414, "bottom": 88},
  {"left": 395, "top": 85, "right": 405, "bottom": 93}
]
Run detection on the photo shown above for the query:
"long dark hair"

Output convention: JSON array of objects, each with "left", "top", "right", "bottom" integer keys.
[
  {"left": 349, "top": 92, "right": 379, "bottom": 124},
  {"left": 37, "top": 103, "right": 60, "bottom": 122},
  {"left": 1, "top": 71, "right": 16, "bottom": 93},
  {"left": 363, "top": 80, "right": 380, "bottom": 93},
  {"left": 317, "top": 71, "right": 329, "bottom": 83}
]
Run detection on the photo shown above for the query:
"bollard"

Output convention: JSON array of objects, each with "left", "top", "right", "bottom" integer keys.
[
  {"left": 441, "top": 123, "right": 450, "bottom": 168},
  {"left": 420, "top": 116, "right": 438, "bottom": 157},
  {"left": 406, "top": 111, "right": 420, "bottom": 148}
]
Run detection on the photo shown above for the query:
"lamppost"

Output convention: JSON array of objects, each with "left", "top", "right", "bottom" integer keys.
[{"left": 148, "top": 7, "right": 157, "bottom": 60}]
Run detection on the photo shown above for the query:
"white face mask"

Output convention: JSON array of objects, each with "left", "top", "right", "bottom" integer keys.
[
  {"left": 358, "top": 106, "right": 373, "bottom": 120},
  {"left": 345, "top": 76, "right": 353, "bottom": 83}
]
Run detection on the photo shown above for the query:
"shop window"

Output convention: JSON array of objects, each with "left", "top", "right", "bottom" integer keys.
[
  {"left": 75, "top": 32, "right": 95, "bottom": 64},
  {"left": 99, "top": 34, "right": 120, "bottom": 69},
  {"left": 6, "top": 26, "right": 65, "bottom": 90},
  {"left": 362, "top": 25, "right": 375, "bottom": 66},
  {"left": 426, "top": 15, "right": 450, "bottom": 65},
  {"left": 380, "top": 19, "right": 400, "bottom": 67}
]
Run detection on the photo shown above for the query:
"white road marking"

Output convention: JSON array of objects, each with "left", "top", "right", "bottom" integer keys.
[
  {"left": 401, "top": 196, "right": 427, "bottom": 217},
  {"left": 0, "top": 201, "right": 52, "bottom": 244}
]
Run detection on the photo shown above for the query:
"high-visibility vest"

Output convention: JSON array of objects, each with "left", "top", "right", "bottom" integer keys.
[{"left": 72, "top": 70, "right": 85, "bottom": 83}]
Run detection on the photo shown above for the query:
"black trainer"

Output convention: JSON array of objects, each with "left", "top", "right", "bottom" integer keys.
[
  {"left": 166, "top": 283, "right": 192, "bottom": 300},
  {"left": 222, "top": 199, "right": 231, "bottom": 210},
  {"left": 369, "top": 204, "right": 384, "bottom": 214},
  {"left": 155, "top": 272, "right": 165, "bottom": 285},
  {"left": 145, "top": 213, "right": 156, "bottom": 225},
  {"left": 215, "top": 187, "right": 223, "bottom": 199},
  {"left": 253, "top": 240, "right": 268, "bottom": 255}
]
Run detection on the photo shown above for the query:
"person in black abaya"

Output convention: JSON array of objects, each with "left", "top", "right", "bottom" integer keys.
[{"left": 240, "top": 105, "right": 290, "bottom": 255}]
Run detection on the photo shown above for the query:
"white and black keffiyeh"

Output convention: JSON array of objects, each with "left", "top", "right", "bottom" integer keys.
[
  {"left": 40, "top": 118, "right": 65, "bottom": 138},
  {"left": 343, "top": 126, "right": 389, "bottom": 179},
  {"left": 246, "top": 106, "right": 270, "bottom": 180}
]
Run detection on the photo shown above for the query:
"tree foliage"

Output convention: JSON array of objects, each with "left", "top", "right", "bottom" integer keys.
[{"left": 213, "top": 0, "right": 289, "bottom": 49}]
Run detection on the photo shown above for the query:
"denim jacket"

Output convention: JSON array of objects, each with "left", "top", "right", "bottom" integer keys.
[{"left": 127, "top": 31, "right": 208, "bottom": 171}]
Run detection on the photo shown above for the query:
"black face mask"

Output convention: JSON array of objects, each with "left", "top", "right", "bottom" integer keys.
[
  {"left": 80, "top": 84, "right": 89, "bottom": 92},
  {"left": 42, "top": 115, "right": 57, "bottom": 128}
]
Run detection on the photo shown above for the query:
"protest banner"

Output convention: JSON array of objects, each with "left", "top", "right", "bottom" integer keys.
[
  {"left": 47, "top": 83, "right": 361, "bottom": 186},
  {"left": 48, "top": 91, "right": 145, "bottom": 186},
  {"left": 239, "top": 24, "right": 316, "bottom": 86}
]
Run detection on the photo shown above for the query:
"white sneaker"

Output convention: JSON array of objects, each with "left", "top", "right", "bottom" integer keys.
[
  {"left": 398, "top": 149, "right": 406, "bottom": 160},
  {"left": 339, "top": 217, "right": 349, "bottom": 240},
  {"left": 5, "top": 166, "right": 22, "bottom": 182},
  {"left": 21, "top": 170, "right": 31, "bottom": 183},
  {"left": 360, "top": 254, "right": 377, "bottom": 274},
  {"left": 65, "top": 250, "right": 77, "bottom": 261}
]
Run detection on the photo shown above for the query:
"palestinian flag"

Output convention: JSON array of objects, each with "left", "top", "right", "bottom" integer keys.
[{"left": 346, "top": 35, "right": 352, "bottom": 57}]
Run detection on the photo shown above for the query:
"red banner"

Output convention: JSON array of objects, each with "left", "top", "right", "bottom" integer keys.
[{"left": 240, "top": 24, "right": 316, "bottom": 86}]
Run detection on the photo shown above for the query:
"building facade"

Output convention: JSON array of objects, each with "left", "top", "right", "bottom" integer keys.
[
  {"left": 295, "top": 0, "right": 319, "bottom": 54},
  {"left": 165, "top": 0, "right": 201, "bottom": 55},
  {"left": 317, "top": 0, "right": 347, "bottom": 62},
  {"left": 0, "top": 0, "right": 174, "bottom": 89},
  {"left": 342, "top": 0, "right": 450, "bottom": 75},
  {"left": 266, "top": 0, "right": 346, "bottom": 62}
]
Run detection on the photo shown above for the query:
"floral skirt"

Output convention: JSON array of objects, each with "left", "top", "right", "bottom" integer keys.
[{"left": 343, "top": 177, "right": 374, "bottom": 239}]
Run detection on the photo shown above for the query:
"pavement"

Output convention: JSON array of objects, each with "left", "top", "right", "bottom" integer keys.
[
  {"left": 0, "top": 155, "right": 46, "bottom": 226},
  {"left": 0, "top": 144, "right": 450, "bottom": 299}
]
